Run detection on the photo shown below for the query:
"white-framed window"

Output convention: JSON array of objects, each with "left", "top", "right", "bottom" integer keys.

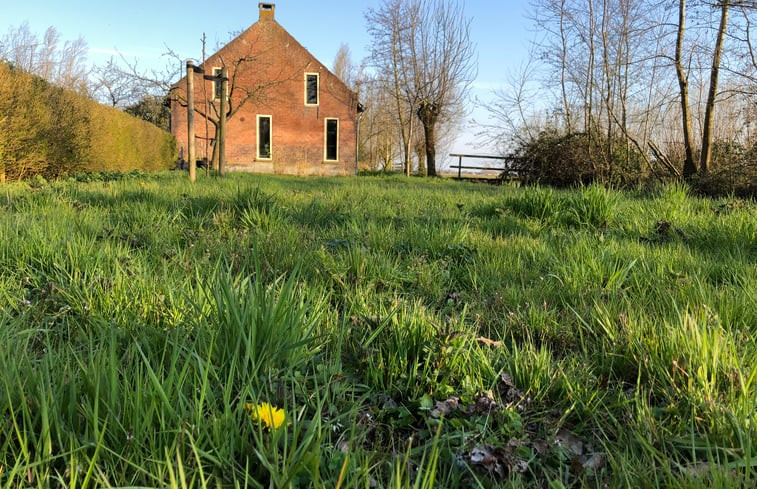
[
  {"left": 211, "top": 67, "right": 223, "bottom": 100},
  {"left": 305, "top": 73, "right": 319, "bottom": 106},
  {"left": 257, "top": 115, "right": 272, "bottom": 159},
  {"left": 324, "top": 118, "right": 338, "bottom": 161}
]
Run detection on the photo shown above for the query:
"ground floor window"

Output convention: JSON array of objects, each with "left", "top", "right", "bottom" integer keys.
[
  {"left": 325, "top": 118, "right": 338, "bottom": 161},
  {"left": 257, "top": 115, "right": 272, "bottom": 159}
]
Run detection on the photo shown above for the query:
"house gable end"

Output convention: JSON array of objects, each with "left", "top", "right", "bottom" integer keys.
[
  {"left": 173, "top": 17, "right": 356, "bottom": 103},
  {"left": 170, "top": 4, "right": 359, "bottom": 176}
]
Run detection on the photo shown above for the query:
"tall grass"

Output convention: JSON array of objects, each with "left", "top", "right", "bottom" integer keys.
[{"left": 0, "top": 173, "right": 754, "bottom": 487}]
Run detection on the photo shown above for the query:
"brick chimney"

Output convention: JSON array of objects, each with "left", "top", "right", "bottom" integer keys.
[{"left": 259, "top": 3, "right": 275, "bottom": 21}]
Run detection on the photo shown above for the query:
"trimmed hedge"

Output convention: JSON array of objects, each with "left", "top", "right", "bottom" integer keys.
[{"left": 0, "top": 62, "right": 176, "bottom": 181}]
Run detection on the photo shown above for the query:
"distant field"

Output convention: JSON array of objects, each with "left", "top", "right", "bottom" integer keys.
[{"left": 1, "top": 172, "right": 755, "bottom": 488}]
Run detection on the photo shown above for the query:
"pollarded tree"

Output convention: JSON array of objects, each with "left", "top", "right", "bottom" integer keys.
[
  {"left": 367, "top": 0, "right": 476, "bottom": 176},
  {"left": 405, "top": 0, "right": 476, "bottom": 176}
]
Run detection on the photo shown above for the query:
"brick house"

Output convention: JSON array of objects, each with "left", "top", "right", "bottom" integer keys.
[{"left": 170, "top": 3, "right": 360, "bottom": 175}]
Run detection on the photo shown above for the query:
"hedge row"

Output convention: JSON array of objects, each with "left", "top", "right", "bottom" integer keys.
[{"left": 0, "top": 62, "right": 176, "bottom": 182}]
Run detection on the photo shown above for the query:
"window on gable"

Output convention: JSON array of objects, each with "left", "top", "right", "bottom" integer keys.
[
  {"left": 305, "top": 73, "right": 319, "bottom": 105},
  {"left": 325, "top": 118, "right": 338, "bottom": 161},
  {"left": 212, "top": 67, "right": 223, "bottom": 100},
  {"left": 257, "top": 115, "right": 272, "bottom": 159}
]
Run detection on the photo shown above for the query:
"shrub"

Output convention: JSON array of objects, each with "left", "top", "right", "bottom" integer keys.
[
  {"left": 513, "top": 129, "right": 646, "bottom": 187},
  {"left": 0, "top": 61, "right": 176, "bottom": 181},
  {"left": 693, "top": 140, "right": 757, "bottom": 198},
  {"left": 514, "top": 130, "right": 598, "bottom": 187}
]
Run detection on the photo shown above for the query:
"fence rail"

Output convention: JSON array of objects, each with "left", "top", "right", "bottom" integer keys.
[{"left": 449, "top": 153, "right": 519, "bottom": 180}]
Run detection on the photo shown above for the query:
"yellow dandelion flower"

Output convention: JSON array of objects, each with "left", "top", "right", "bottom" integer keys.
[{"left": 245, "top": 402, "right": 286, "bottom": 430}]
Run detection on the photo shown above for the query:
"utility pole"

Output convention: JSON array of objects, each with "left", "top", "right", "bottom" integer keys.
[{"left": 186, "top": 60, "right": 197, "bottom": 183}]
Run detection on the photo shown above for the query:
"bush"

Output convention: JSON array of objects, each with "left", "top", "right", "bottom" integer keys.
[
  {"left": 0, "top": 61, "right": 176, "bottom": 181},
  {"left": 693, "top": 140, "right": 757, "bottom": 198},
  {"left": 513, "top": 129, "right": 646, "bottom": 188}
]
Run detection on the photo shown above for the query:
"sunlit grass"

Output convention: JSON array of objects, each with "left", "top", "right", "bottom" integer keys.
[{"left": 0, "top": 172, "right": 755, "bottom": 487}]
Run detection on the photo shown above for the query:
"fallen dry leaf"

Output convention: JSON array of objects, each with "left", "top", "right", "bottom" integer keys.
[
  {"left": 430, "top": 397, "right": 460, "bottom": 418},
  {"left": 499, "top": 372, "right": 529, "bottom": 409},
  {"left": 581, "top": 453, "right": 605, "bottom": 471},
  {"left": 476, "top": 336, "right": 503, "bottom": 347},
  {"left": 554, "top": 429, "right": 583, "bottom": 456},
  {"left": 468, "top": 443, "right": 528, "bottom": 478},
  {"left": 471, "top": 391, "right": 499, "bottom": 415}
]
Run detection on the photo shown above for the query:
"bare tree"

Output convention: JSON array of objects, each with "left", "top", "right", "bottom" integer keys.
[
  {"left": 484, "top": 0, "right": 755, "bottom": 187},
  {"left": 558, "top": 0, "right": 573, "bottom": 133},
  {"left": 91, "top": 57, "right": 145, "bottom": 108},
  {"left": 91, "top": 48, "right": 184, "bottom": 109},
  {"left": 675, "top": 0, "right": 699, "bottom": 178},
  {"left": 410, "top": 0, "right": 476, "bottom": 176},
  {"left": 367, "top": 0, "right": 476, "bottom": 176},
  {"left": 333, "top": 43, "right": 357, "bottom": 89},
  {"left": 366, "top": 0, "right": 417, "bottom": 175},
  {"left": 474, "top": 56, "right": 545, "bottom": 155},
  {"left": 0, "top": 22, "right": 89, "bottom": 94},
  {"left": 334, "top": 47, "right": 398, "bottom": 172},
  {"left": 699, "top": 0, "right": 731, "bottom": 174}
]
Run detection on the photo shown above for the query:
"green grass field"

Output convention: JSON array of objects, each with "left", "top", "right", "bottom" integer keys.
[{"left": 1, "top": 172, "right": 755, "bottom": 488}]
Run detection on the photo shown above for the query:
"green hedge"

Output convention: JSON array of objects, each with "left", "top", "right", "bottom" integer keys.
[{"left": 0, "top": 62, "right": 176, "bottom": 181}]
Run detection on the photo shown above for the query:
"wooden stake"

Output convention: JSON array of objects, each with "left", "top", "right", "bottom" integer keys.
[
  {"left": 186, "top": 60, "right": 196, "bottom": 183},
  {"left": 218, "top": 67, "right": 228, "bottom": 177}
]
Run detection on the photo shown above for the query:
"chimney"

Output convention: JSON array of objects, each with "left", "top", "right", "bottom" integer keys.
[{"left": 259, "top": 3, "right": 275, "bottom": 21}]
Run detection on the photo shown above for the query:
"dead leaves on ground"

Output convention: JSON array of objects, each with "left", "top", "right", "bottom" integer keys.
[
  {"left": 427, "top": 372, "right": 529, "bottom": 419},
  {"left": 422, "top": 372, "right": 605, "bottom": 481},
  {"left": 468, "top": 441, "right": 529, "bottom": 478},
  {"left": 465, "top": 427, "right": 606, "bottom": 481}
]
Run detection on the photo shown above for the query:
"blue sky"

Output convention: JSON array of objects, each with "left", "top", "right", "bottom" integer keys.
[{"left": 4, "top": 0, "right": 534, "bottom": 157}]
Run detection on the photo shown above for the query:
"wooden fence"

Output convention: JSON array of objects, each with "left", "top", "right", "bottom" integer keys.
[{"left": 448, "top": 153, "right": 520, "bottom": 181}]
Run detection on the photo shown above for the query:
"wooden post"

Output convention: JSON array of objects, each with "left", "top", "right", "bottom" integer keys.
[
  {"left": 186, "top": 60, "right": 196, "bottom": 183},
  {"left": 218, "top": 67, "right": 228, "bottom": 177},
  {"left": 457, "top": 155, "right": 462, "bottom": 179}
]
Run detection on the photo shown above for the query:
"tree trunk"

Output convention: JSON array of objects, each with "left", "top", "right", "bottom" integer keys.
[
  {"left": 585, "top": 0, "right": 596, "bottom": 169},
  {"left": 422, "top": 121, "right": 436, "bottom": 176},
  {"left": 405, "top": 116, "right": 413, "bottom": 176},
  {"left": 418, "top": 102, "right": 439, "bottom": 177},
  {"left": 700, "top": 0, "right": 730, "bottom": 175},
  {"left": 601, "top": 0, "right": 613, "bottom": 181},
  {"left": 559, "top": 0, "right": 572, "bottom": 133},
  {"left": 209, "top": 125, "right": 220, "bottom": 170},
  {"left": 675, "top": 0, "right": 697, "bottom": 179}
]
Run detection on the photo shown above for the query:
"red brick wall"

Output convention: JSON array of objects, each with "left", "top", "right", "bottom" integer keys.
[{"left": 171, "top": 15, "right": 358, "bottom": 176}]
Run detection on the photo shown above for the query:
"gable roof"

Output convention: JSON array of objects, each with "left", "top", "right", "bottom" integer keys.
[{"left": 174, "top": 4, "right": 355, "bottom": 100}]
